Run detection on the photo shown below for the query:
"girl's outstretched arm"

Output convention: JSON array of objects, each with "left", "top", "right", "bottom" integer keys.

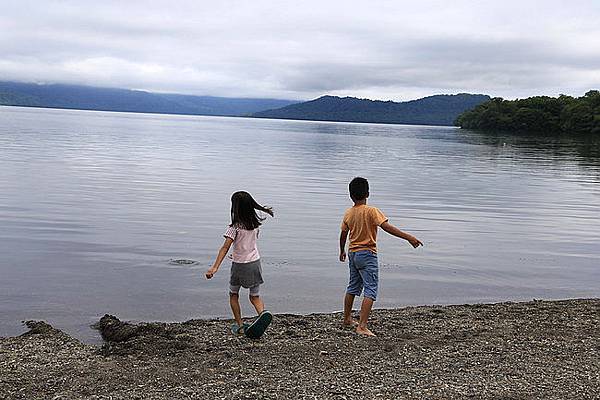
[
  {"left": 380, "top": 221, "right": 423, "bottom": 248},
  {"left": 206, "top": 237, "right": 234, "bottom": 279}
]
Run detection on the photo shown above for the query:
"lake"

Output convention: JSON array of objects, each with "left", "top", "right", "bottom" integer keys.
[{"left": 1, "top": 105, "right": 599, "bottom": 342}]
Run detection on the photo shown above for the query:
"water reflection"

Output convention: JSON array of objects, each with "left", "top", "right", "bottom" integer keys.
[{"left": 456, "top": 129, "right": 600, "bottom": 169}]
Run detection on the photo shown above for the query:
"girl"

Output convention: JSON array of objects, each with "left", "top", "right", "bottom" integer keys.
[{"left": 205, "top": 191, "right": 274, "bottom": 334}]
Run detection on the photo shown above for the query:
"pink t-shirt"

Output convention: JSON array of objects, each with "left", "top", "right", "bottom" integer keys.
[{"left": 224, "top": 225, "right": 260, "bottom": 263}]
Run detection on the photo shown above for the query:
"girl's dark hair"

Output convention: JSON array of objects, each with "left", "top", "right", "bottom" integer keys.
[{"left": 230, "top": 191, "right": 274, "bottom": 230}]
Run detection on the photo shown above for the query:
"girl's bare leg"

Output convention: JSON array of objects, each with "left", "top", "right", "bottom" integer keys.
[
  {"left": 229, "top": 293, "right": 243, "bottom": 326},
  {"left": 249, "top": 295, "right": 264, "bottom": 315}
]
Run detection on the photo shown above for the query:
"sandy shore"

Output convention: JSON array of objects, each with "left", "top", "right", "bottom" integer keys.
[{"left": 1, "top": 299, "right": 599, "bottom": 399}]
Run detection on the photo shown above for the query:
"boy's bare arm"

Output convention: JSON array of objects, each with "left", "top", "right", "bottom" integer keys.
[
  {"left": 339, "top": 229, "right": 349, "bottom": 261},
  {"left": 206, "top": 237, "right": 234, "bottom": 279},
  {"left": 380, "top": 221, "right": 423, "bottom": 248}
]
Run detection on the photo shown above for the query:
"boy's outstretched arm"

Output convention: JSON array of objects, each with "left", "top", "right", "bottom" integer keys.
[
  {"left": 380, "top": 221, "right": 423, "bottom": 248},
  {"left": 339, "top": 229, "right": 349, "bottom": 261},
  {"left": 206, "top": 237, "right": 234, "bottom": 279}
]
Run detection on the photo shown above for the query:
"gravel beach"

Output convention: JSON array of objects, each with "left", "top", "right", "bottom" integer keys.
[{"left": 1, "top": 299, "right": 599, "bottom": 399}]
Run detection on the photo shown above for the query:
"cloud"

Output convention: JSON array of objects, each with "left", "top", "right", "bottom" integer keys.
[{"left": 1, "top": 0, "right": 599, "bottom": 100}]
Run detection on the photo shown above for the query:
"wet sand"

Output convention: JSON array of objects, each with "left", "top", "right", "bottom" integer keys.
[{"left": 1, "top": 299, "right": 599, "bottom": 399}]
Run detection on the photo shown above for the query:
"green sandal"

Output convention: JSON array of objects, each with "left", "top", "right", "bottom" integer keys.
[
  {"left": 230, "top": 322, "right": 250, "bottom": 335},
  {"left": 245, "top": 311, "right": 273, "bottom": 339}
]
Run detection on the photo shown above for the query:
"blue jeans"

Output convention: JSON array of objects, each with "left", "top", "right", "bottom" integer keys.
[{"left": 347, "top": 250, "right": 379, "bottom": 301}]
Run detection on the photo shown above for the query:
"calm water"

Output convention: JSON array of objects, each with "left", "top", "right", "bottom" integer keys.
[{"left": 1, "top": 106, "right": 599, "bottom": 342}]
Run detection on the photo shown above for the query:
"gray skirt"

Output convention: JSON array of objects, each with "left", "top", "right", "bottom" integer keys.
[{"left": 230, "top": 259, "right": 264, "bottom": 288}]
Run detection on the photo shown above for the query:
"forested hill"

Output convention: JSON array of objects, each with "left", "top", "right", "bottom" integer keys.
[
  {"left": 455, "top": 90, "right": 600, "bottom": 134},
  {"left": 252, "top": 94, "right": 490, "bottom": 126},
  {"left": 0, "top": 81, "right": 297, "bottom": 116}
]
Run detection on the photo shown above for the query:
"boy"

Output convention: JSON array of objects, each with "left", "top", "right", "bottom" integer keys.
[{"left": 339, "top": 177, "right": 422, "bottom": 336}]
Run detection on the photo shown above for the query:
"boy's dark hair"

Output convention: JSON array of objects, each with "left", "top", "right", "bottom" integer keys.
[
  {"left": 230, "top": 191, "right": 274, "bottom": 230},
  {"left": 349, "top": 177, "right": 369, "bottom": 201}
]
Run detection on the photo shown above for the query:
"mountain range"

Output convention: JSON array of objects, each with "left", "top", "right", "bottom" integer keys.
[
  {"left": 252, "top": 94, "right": 491, "bottom": 126},
  {"left": 0, "top": 81, "right": 297, "bottom": 117},
  {"left": 0, "top": 81, "right": 490, "bottom": 126}
]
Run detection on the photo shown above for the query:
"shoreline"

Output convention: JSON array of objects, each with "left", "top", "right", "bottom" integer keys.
[
  {"left": 0, "top": 104, "right": 455, "bottom": 128},
  {"left": 1, "top": 298, "right": 599, "bottom": 399}
]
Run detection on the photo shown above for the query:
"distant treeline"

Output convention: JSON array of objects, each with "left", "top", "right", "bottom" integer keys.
[{"left": 455, "top": 90, "right": 600, "bottom": 134}]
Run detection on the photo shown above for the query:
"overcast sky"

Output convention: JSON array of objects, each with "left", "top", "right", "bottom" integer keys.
[{"left": 1, "top": 0, "right": 599, "bottom": 101}]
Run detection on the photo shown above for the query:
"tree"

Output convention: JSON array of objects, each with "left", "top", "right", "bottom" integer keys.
[{"left": 455, "top": 92, "right": 599, "bottom": 135}]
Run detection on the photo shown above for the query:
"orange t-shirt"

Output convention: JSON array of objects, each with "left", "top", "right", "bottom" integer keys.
[{"left": 341, "top": 204, "right": 388, "bottom": 253}]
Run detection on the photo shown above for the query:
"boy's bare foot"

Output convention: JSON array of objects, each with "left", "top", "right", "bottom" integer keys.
[
  {"left": 343, "top": 319, "right": 358, "bottom": 327},
  {"left": 356, "top": 326, "right": 376, "bottom": 337}
]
